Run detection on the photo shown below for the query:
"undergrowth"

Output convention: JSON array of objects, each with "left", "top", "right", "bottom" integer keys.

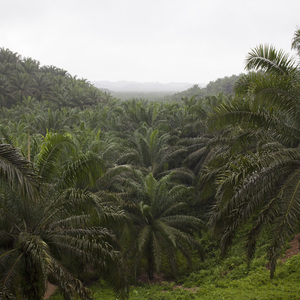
[
  {"left": 50, "top": 231, "right": 300, "bottom": 299},
  {"left": 50, "top": 253, "right": 300, "bottom": 299}
]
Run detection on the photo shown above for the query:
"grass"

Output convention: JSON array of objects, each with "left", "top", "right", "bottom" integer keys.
[{"left": 50, "top": 253, "right": 300, "bottom": 299}]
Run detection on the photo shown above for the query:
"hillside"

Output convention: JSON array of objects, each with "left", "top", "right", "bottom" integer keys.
[
  {"left": 168, "top": 74, "right": 243, "bottom": 101},
  {"left": 0, "top": 48, "right": 110, "bottom": 108}
]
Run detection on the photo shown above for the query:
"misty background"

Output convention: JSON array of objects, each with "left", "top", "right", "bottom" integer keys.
[{"left": 1, "top": 0, "right": 299, "bottom": 89}]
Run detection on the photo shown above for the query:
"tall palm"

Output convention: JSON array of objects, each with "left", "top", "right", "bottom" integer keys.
[
  {"left": 31, "top": 72, "right": 52, "bottom": 102},
  {"left": 9, "top": 72, "right": 33, "bottom": 103},
  {"left": 122, "top": 171, "right": 203, "bottom": 280},
  {"left": 117, "top": 100, "right": 166, "bottom": 132},
  {"left": 0, "top": 134, "right": 128, "bottom": 299},
  {"left": 20, "top": 57, "right": 40, "bottom": 75},
  {"left": 0, "top": 75, "right": 14, "bottom": 107},
  {"left": 206, "top": 30, "right": 300, "bottom": 278}
]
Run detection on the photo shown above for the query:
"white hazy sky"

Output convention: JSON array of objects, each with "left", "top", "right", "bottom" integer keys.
[{"left": 1, "top": 0, "right": 299, "bottom": 84}]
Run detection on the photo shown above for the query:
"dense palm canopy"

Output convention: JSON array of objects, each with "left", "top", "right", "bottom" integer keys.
[
  {"left": 0, "top": 48, "right": 110, "bottom": 109},
  {"left": 206, "top": 30, "right": 300, "bottom": 278},
  {"left": 118, "top": 126, "right": 187, "bottom": 178},
  {"left": 2, "top": 29, "right": 300, "bottom": 298}
]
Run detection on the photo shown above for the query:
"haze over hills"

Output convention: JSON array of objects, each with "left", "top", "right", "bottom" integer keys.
[{"left": 92, "top": 80, "right": 206, "bottom": 92}]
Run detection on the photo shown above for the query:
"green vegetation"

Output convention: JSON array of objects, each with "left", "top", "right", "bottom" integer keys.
[
  {"left": 167, "top": 74, "right": 242, "bottom": 102},
  {"left": 0, "top": 48, "right": 110, "bottom": 108},
  {"left": 122, "top": 171, "right": 203, "bottom": 280},
  {"left": 50, "top": 253, "right": 300, "bottom": 299},
  {"left": 110, "top": 91, "right": 174, "bottom": 101},
  {"left": 0, "top": 29, "right": 300, "bottom": 299},
  {"left": 205, "top": 31, "right": 300, "bottom": 279}
]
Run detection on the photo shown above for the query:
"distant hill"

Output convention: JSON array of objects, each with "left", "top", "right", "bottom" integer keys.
[
  {"left": 168, "top": 74, "right": 243, "bottom": 101},
  {"left": 92, "top": 80, "right": 203, "bottom": 93},
  {"left": 0, "top": 48, "right": 109, "bottom": 108}
]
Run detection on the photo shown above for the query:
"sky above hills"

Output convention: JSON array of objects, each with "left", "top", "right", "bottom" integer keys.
[{"left": 1, "top": 0, "right": 299, "bottom": 85}]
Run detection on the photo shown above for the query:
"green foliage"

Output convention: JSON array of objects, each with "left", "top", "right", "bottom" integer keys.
[
  {"left": 205, "top": 29, "right": 300, "bottom": 278},
  {"left": 121, "top": 171, "right": 204, "bottom": 281},
  {"left": 168, "top": 74, "right": 242, "bottom": 102},
  {"left": 0, "top": 137, "right": 128, "bottom": 299},
  {"left": 0, "top": 142, "right": 39, "bottom": 200},
  {"left": 292, "top": 28, "right": 300, "bottom": 56},
  {"left": 0, "top": 48, "right": 110, "bottom": 108},
  {"left": 111, "top": 91, "right": 174, "bottom": 101},
  {"left": 2, "top": 30, "right": 300, "bottom": 300},
  {"left": 66, "top": 253, "right": 300, "bottom": 299}
]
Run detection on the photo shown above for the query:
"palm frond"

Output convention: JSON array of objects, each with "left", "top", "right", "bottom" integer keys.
[
  {"left": 210, "top": 98, "right": 300, "bottom": 146},
  {"left": 155, "top": 221, "right": 177, "bottom": 247},
  {"left": 137, "top": 225, "right": 152, "bottom": 253},
  {"left": 0, "top": 250, "right": 22, "bottom": 295},
  {"left": 50, "top": 259, "right": 92, "bottom": 300},
  {"left": 0, "top": 143, "right": 39, "bottom": 200},
  {"left": 59, "top": 151, "right": 104, "bottom": 189},
  {"left": 161, "top": 214, "right": 204, "bottom": 230},
  {"left": 291, "top": 28, "right": 300, "bottom": 55},
  {"left": 36, "top": 132, "right": 74, "bottom": 180},
  {"left": 151, "top": 232, "right": 162, "bottom": 273},
  {"left": 268, "top": 168, "right": 300, "bottom": 278},
  {"left": 245, "top": 44, "right": 298, "bottom": 76}
]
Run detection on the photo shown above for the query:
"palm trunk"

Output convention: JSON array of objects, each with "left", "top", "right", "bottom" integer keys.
[
  {"left": 27, "top": 128, "right": 30, "bottom": 161},
  {"left": 148, "top": 246, "right": 154, "bottom": 280}
]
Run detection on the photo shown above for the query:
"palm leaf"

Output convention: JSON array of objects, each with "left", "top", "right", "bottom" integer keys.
[
  {"left": 291, "top": 28, "right": 300, "bottom": 55},
  {"left": 0, "top": 143, "right": 39, "bottom": 200},
  {"left": 49, "top": 258, "right": 92, "bottom": 300},
  {"left": 245, "top": 44, "right": 298, "bottom": 76},
  {"left": 36, "top": 132, "right": 74, "bottom": 180},
  {"left": 137, "top": 225, "right": 152, "bottom": 253}
]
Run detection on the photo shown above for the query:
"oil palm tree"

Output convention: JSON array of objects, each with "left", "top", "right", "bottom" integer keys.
[
  {"left": 116, "top": 100, "right": 166, "bottom": 132},
  {"left": 122, "top": 171, "right": 203, "bottom": 280},
  {"left": 0, "top": 133, "right": 128, "bottom": 299},
  {"left": 206, "top": 29, "right": 300, "bottom": 278},
  {"left": 31, "top": 72, "right": 52, "bottom": 102},
  {"left": 0, "top": 75, "right": 14, "bottom": 107},
  {"left": 118, "top": 125, "right": 187, "bottom": 178}
]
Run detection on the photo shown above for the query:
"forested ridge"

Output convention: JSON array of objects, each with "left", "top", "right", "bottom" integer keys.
[
  {"left": 0, "top": 48, "right": 110, "bottom": 108},
  {"left": 166, "top": 73, "right": 242, "bottom": 102},
  {"left": 0, "top": 30, "right": 300, "bottom": 300}
]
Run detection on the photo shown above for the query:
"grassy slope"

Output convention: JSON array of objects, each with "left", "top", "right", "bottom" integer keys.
[
  {"left": 50, "top": 253, "right": 300, "bottom": 299},
  {"left": 49, "top": 214, "right": 300, "bottom": 300}
]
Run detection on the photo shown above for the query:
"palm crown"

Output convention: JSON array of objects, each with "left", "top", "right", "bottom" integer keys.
[{"left": 123, "top": 171, "right": 203, "bottom": 280}]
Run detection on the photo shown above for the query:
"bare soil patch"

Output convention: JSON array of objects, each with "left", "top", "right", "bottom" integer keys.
[
  {"left": 281, "top": 233, "right": 300, "bottom": 262},
  {"left": 44, "top": 282, "right": 57, "bottom": 299}
]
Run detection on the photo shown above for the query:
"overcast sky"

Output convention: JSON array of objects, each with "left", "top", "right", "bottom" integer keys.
[{"left": 1, "top": 0, "right": 299, "bottom": 84}]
